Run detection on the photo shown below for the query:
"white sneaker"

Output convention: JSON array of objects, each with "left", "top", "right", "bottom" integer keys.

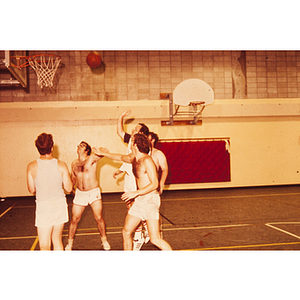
[
  {"left": 65, "top": 239, "right": 73, "bottom": 251},
  {"left": 133, "top": 235, "right": 145, "bottom": 251},
  {"left": 102, "top": 240, "right": 111, "bottom": 251},
  {"left": 133, "top": 228, "right": 145, "bottom": 250}
]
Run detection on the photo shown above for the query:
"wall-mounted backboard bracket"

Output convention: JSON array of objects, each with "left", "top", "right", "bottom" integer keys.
[{"left": 0, "top": 50, "right": 28, "bottom": 88}]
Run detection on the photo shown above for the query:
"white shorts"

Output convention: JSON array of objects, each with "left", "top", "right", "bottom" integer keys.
[
  {"left": 73, "top": 187, "right": 101, "bottom": 206},
  {"left": 35, "top": 198, "right": 68, "bottom": 227},
  {"left": 128, "top": 191, "right": 161, "bottom": 221}
]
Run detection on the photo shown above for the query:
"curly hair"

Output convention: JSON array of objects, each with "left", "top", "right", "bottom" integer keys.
[
  {"left": 138, "top": 123, "right": 150, "bottom": 136},
  {"left": 148, "top": 132, "right": 159, "bottom": 146},
  {"left": 133, "top": 133, "right": 150, "bottom": 154},
  {"left": 35, "top": 133, "right": 54, "bottom": 155}
]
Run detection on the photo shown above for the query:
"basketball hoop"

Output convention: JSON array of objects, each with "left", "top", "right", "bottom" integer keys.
[
  {"left": 28, "top": 54, "right": 61, "bottom": 88},
  {"left": 161, "top": 79, "right": 214, "bottom": 126},
  {"left": 9, "top": 54, "right": 61, "bottom": 88}
]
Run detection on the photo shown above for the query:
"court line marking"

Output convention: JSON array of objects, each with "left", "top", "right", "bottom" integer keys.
[
  {"left": 8, "top": 191, "right": 300, "bottom": 208},
  {"left": 0, "top": 204, "right": 16, "bottom": 218},
  {"left": 98, "top": 192, "right": 300, "bottom": 204},
  {"left": 0, "top": 235, "right": 38, "bottom": 240},
  {"left": 160, "top": 192, "right": 300, "bottom": 202},
  {"left": 2, "top": 221, "right": 300, "bottom": 240},
  {"left": 265, "top": 223, "right": 300, "bottom": 240},
  {"left": 3, "top": 221, "right": 300, "bottom": 252},
  {"left": 183, "top": 241, "right": 300, "bottom": 251},
  {"left": 162, "top": 223, "right": 251, "bottom": 231},
  {"left": 266, "top": 221, "right": 300, "bottom": 225},
  {"left": 0, "top": 223, "right": 249, "bottom": 240},
  {"left": 30, "top": 237, "right": 39, "bottom": 251}
]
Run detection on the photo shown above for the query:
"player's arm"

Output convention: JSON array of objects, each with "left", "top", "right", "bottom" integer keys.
[
  {"left": 70, "top": 161, "right": 77, "bottom": 187},
  {"left": 94, "top": 147, "right": 133, "bottom": 164},
  {"left": 113, "top": 169, "right": 124, "bottom": 179},
  {"left": 117, "top": 109, "right": 131, "bottom": 140},
  {"left": 58, "top": 161, "right": 73, "bottom": 193},
  {"left": 26, "top": 162, "right": 36, "bottom": 194},
  {"left": 90, "top": 148, "right": 105, "bottom": 163},
  {"left": 158, "top": 152, "right": 168, "bottom": 194}
]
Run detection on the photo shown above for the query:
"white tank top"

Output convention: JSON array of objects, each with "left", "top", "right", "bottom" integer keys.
[
  {"left": 119, "top": 138, "right": 137, "bottom": 191},
  {"left": 34, "top": 158, "right": 65, "bottom": 202}
]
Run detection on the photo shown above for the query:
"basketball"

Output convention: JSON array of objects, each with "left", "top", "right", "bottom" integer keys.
[{"left": 86, "top": 52, "right": 102, "bottom": 68}]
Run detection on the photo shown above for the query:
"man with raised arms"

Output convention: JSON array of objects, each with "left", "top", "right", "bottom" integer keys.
[
  {"left": 65, "top": 141, "right": 110, "bottom": 251},
  {"left": 95, "top": 133, "right": 172, "bottom": 251},
  {"left": 114, "top": 108, "right": 149, "bottom": 194},
  {"left": 114, "top": 109, "right": 151, "bottom": 249}
]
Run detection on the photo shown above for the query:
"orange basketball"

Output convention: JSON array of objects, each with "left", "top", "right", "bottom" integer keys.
[{"left": 86, "top": 52, "right": 102, "bottom": 68}]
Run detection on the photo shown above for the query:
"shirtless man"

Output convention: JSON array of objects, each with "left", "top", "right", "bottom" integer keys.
[
  {"left": 65, "top": 141, "right": 110, "bottom": 250},
  {"left": 114, "top": 109, "right": 151, "bottom": 249},
  {"left": 114, "top": 108, "right": 149, "bottom": 193},
  {"left": 95, "top": 133, "right": 172, "bottom": 250},
  {"left": 148, "top": 131, "right": 168, "bottom": 194},
  {"left": 133, "top": 131, "right": 169, "bottom": 250}
]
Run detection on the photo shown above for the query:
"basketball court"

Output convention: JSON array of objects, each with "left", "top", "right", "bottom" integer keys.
[
  {"left": 1, "top": 185, "right": 300, "bottom": 251},
  {"left": 1, "top": 50, "right": 300, "bottom": 300},
  {"left": 0, "top": 59, "right": 299, "bottom": 251}
]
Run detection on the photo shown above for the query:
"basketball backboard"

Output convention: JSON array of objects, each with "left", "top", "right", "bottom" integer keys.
[
  {"left": 161, "top": 78, "right": 214, "bottom": 125},
  {"left": 0, "top": 50, "right": 28, "bottom": 88},
  {"left": 173, "top": 78, "right": 214, "bottom": 106}
]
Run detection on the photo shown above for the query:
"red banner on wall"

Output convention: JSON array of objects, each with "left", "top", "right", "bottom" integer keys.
[{"left": 156, "top": 139, "right": 231, "bottom": 184}]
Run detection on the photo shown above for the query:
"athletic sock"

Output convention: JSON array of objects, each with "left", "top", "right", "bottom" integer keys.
[{"left": 142, "top": 221, "right": 150, "bottom": 244}]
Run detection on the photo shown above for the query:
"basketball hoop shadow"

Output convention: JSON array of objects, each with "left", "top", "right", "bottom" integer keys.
[{"left": 161, "top": 78, "right": 214, "bottom": 126}]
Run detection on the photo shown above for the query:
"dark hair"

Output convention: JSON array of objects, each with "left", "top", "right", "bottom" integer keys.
[
  {"left": 35, "top": 133, "right": 54, "bottom": 155},
  {"left": 148, "top": 132, "right": 159, "bottom": 146},
  {"left": 80, "top": 141, "right": 92, "bottom": 156},
  {"left": 138, "top": 123, "right": 149, "bottom": 136},
  {"left": 133, "top": 133, "right": 150, "bottom": 154}
]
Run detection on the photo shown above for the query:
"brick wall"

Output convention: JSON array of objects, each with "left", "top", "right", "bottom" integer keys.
[
  {"left": 246, "top": 51, "right": 300, "bottom": 99},
  {"left": 1, "top": 50, "right": 300, "bottom": 102}
]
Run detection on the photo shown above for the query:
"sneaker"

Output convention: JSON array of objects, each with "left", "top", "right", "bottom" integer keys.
[
  {"left": 102, "top": 240, "right": 111, "bottom": 251},
  {"left": 133, "top": 235, "right": 145, "bottom": 251},
  {"left": 65, "top": 239, "right": 73, "bottom": 251}
]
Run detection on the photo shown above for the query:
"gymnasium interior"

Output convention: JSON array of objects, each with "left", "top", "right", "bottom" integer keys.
[{"left": 1, "top": 8, "right": 300, "bottom": 296}]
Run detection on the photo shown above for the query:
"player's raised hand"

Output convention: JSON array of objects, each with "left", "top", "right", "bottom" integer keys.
[{"left": 122, "top": 108, "right": 131, "bottom": 116}]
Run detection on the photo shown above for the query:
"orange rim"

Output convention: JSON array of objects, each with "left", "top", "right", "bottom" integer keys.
[{"left": 10, "top": 54, "right": 61, "bottom": 69}]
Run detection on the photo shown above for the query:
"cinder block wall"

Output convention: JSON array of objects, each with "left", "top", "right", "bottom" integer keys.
[{"left": 1, "top": 50, "right": 300, "bottom": 102}]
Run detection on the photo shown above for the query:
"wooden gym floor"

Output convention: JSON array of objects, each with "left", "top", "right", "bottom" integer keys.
[{"left": 1, "top": 184, "right": 300, "bottom": 251}]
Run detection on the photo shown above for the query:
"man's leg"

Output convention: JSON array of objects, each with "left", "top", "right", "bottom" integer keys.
[
  {"left": 90, "top": 200, "right": 110, "bottom": 250},
  {"left": 146, "top": 219, "right": 172, "bottom": 250},
  {"left": 65, "top": 204, "right": 86, "bottom": 250},
  {"left": 37, "top": 226, "right": 52, "bottom": 250},
  {"left": 51, "top": 223, "right": 65, "bottom": 250},
  {"left": 123, "top": 213, "right": 143, "bottom": 250}
]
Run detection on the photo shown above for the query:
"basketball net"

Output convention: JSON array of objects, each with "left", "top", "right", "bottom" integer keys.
[{"left": 28, "top": 54, "right": 61, "bottom": 88}]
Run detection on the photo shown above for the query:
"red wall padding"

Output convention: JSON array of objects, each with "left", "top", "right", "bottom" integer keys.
[{"left": 156, "top": 140, "right": 231, "bottom": 184}]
